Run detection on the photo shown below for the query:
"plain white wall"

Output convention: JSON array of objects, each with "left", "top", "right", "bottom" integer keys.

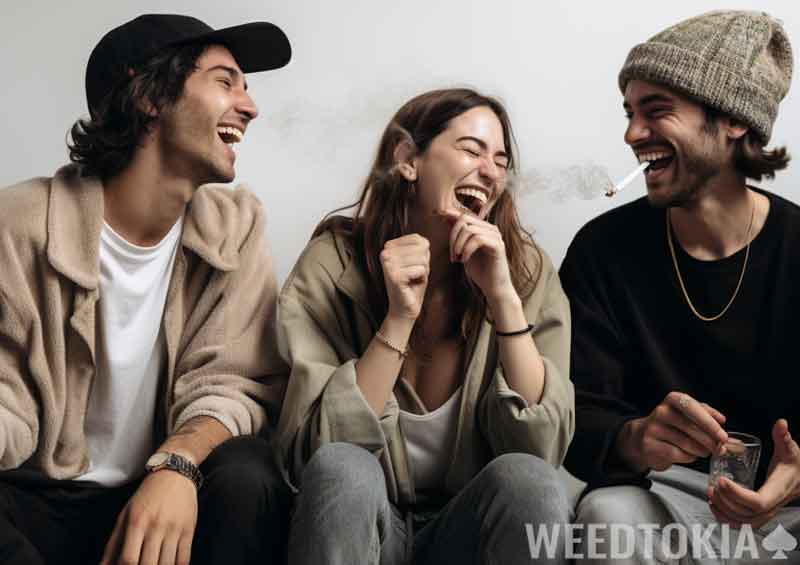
[{"left": 1, "top": 1, "right": 797, "bottom": 283}]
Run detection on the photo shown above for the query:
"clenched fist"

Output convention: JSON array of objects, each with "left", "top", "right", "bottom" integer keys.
[{"left": 380, "top": 234, "right": 430, "bottom": 321}]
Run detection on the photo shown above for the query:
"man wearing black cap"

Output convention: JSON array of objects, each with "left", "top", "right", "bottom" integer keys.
[{"left": 0, "top": 14, "right": 292, "bottom": 565}]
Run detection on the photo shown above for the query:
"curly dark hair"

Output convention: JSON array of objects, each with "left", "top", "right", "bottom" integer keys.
[{"left": 68, "top": 42, "right": 211, "bottom": 180}]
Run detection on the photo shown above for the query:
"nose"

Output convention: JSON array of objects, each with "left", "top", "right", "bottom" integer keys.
[
  {"left": 236, "top": 89, "right": 259, "bottom": 122},
  {"left": 477, "top": 156, "right": 502, "bottom": 186},
  {"left": 624, "top": 113, "right": 651, "bottom": 147}
]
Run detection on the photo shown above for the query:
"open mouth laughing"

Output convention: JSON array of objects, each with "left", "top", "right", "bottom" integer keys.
[
  {"left": 636, "top": 149, "right": 675, "bottom": 181},
  {"left": 454, "top": 186, "right": 490, "bottom": 216},
  {"left": 217, "top": 125, "right": 244, "bottom": 152}
]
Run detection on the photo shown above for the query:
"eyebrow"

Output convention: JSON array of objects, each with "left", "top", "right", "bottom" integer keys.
[
  {"left": 456, "top": 136, "right": 509, "bottom": 159},
  {"left": 623, "top": 93, "right": 674, "bottom": 111},
  {"left": 208, "top": 65, "right": 248, "bottom": 91}
]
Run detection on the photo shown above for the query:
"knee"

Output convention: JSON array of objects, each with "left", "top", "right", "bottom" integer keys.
[
  {"left": 481, "top": 453, "right": 570, "bottom": 519},
  {"left": 576, "top": 486, "right": 651, "bottom": 526},
  {"left": 300, "top": 442, "right": 387, "bottom": 506},
  {"left": 201, "top": 436, "right": 289, "bottom": 518}
]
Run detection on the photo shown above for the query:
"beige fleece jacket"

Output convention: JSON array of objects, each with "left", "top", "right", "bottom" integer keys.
[
  {"left": 0, "top": 164, "right": 287, "bottom": 478},
  {"left": 276, "top": 226, "right": 575, "bottom": 506}
]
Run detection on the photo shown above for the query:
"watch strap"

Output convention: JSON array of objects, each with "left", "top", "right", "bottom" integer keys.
[{"left": 147, "top": 452, "right": 204, "bottom": 490}]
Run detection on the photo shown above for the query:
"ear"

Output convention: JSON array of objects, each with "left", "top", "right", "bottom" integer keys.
[
  {"left": 393, "top": 140, "right": 418, "bottom": 182},
  {"left": 723, "top": 117, "right": 748, "bottom": 141}
]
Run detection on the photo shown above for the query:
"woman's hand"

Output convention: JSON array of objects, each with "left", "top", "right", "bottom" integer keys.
[
  {"left": 381, "top": 234, "right": 430, "bottom": 321},
  {"left": 439, "top": 208, "right": 515, "bottom": 305}
]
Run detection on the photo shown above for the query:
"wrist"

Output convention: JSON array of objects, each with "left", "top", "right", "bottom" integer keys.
[
  {"left": 615, "top": 419, "right": 649, "bottom": 474},
  {"left": 145, "top": 451, "right": 204, "bottom": 490}
]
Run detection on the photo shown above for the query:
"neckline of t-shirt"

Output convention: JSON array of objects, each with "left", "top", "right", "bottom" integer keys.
[
  {"left": 399, "top": 386, "right": 463, "bottom": 421},
  {"left": 669, "top": 187, "right": 779, "bottom": 272},
  {"left": 101, "top": 217, "right": 184, "bottom": 258}
]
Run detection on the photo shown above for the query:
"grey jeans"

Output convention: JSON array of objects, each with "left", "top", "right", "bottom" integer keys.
[
  {"left": 287, "top": 442, "right": 571, "bottom": 564},
  {"left": 573, "top": 466, "right": 800, "bottom": 564}
]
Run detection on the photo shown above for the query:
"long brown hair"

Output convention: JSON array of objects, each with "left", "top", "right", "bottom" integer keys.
[{"left": 317, "top": 88, "right": 541, "bottom": 340}]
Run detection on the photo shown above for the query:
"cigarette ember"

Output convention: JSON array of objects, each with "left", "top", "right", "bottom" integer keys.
[{"left": 605, "top": 161, "right": 650, "bottom": 197}]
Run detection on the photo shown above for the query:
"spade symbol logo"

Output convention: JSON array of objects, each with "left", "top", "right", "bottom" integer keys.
[{"left": 762, "top": 524, "right": 797, "bottom": 559}]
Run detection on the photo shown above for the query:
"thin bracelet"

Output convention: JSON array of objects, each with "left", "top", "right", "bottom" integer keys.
[
  {"left": 495, "top": 324, "right": 534, "bottom": 337},
  {"left": 373, "top": 330, "right": 408, "bottom": 359}
]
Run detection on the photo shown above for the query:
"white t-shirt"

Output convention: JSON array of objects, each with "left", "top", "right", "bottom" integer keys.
[
  {"left": 78, "top": 218, "right": 182, "bottom": 486},
  {"left": 399, "top": 386, "right": 463, "bottom": 491}
]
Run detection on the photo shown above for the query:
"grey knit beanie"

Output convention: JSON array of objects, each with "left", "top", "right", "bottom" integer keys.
[{"left": 618, "top": 10, "right": 793, "bottom": 142}]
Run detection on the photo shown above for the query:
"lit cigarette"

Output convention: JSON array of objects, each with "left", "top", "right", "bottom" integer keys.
[{"left": 605, "top": 161, "right": 650, "bottom": 197}]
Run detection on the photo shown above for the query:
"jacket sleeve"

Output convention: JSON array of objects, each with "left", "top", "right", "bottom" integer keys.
[
  {"left": 169, "top": 207, "right": 287, "bottom": 437},
  {"left": 0, "top": 293, "right": 39, "bottom": 469},
  {"left": 479, "top": 252, "right": 575, "bottom": 466},
  {"left": 559, "top": 235, "right": 649, "bottom": 487},
  {"left": 275, "top": 245, "right": 387, "bottom": 485}
]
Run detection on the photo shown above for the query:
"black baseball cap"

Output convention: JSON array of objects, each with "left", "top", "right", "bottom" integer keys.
[{"left": 86, "top": 14, "right": 291, "bottom": 116}]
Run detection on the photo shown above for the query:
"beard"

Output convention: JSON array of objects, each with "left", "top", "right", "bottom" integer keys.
[{"left": 646, "top": 133, "right": 723, "bottom": 210}]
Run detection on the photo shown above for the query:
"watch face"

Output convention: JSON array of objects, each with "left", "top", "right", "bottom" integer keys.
[{"left": 147, "top": 452, "right": 170, "bottom": 468}]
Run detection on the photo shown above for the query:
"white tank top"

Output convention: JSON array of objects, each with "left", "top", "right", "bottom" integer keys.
[{"left": 399, "top": 386, "right": 462, "bottom": 491}]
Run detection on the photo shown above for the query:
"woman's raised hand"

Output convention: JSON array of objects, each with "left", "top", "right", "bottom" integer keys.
[
  {"left": 439, "top": 208, "right": 515, "bottom": 305},
  {"left": 381, "top": 234, "right": 430, "bottom": 321}
]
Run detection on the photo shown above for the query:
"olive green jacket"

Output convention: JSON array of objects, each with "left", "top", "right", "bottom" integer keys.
[
  {"left": 276, "top": 227, "right": 574, "bottom": 506},
  {"left": 0, "top": 165, "right": 287, "bottom": 478}
]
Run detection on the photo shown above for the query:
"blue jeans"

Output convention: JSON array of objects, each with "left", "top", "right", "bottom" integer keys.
[{"left": 287, "top": 442, "right": 570, "bottom": 564}]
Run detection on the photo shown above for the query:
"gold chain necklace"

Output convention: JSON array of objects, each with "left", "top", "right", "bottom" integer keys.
[{"left": 666, "top": 201, "right": 755, "bottom": 322}]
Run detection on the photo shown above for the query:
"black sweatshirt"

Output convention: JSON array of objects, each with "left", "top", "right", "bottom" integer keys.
[{"left": 560, "top": 189, "right": 800, "bottom": 490}]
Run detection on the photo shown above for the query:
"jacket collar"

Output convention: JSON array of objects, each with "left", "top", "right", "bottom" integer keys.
[
  {"left": 46, "top": 165, "right": 238, "bottom": 289},
  {"left": 329, "top": 230, "right": 378, "bottom": 327}
]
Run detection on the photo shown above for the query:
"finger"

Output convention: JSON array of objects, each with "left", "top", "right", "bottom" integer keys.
[
  {"left": 700, "top": 402, "right": 727, "bottom": 425},
  {"left": 449, "top": 215, "right": 471, "bottom": 261},
  {"left": 651, "top": 422, "right": 711, "bottom": 458},
  {"left": 119, "top": 521, "right": 146, "bottom": 565},
  {"left": 646, "top": 437, "right": 697, "bottom": 466},
  {"left": 667, "top": 392, "right": 727, "bottom": 447},
  {"left": 384, "top": 234, "right": 430, "bottom": 249},
  {"left": 381, "top": 251, "right": 430, "bottom": 269},
  {"left": 660, "top": 410, "right": 719, "bottom": 454},
  {"left": 709, "top": 498, "right": 742, "bottom": 528},
  {"left": 720, "top": 477, "right": 773, "bottom": 514},
  {"left": 713, "top": 482, "right": 758, "bottom": 522},
  {"left": 100, "top": 513, "right": 127, "bottom": 565},
  {"left": 139, "top": 530, "right": 163, "bottom": 565},
  {"left": 461, "top": 233, "right": 503, "bottom": 264},
  {"left": 158, "top": 532, "right": 180, "bottom": 565},
  {"left": 453, "top": 223, "right": 498, "bottom": 262},
  {"left": 399, "top": 265, "right": 428, "bottom": 284},
  {"left": 176, "top": 534, "right": 193, "bottom": 565}
]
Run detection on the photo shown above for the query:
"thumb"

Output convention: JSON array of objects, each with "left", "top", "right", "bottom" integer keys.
[{"left": 772, "top": 419, "right": 800, "bottom": 462}]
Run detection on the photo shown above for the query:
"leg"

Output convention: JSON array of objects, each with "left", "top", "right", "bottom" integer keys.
[
  {"left": 574, "top": 484, "right": 674, "bottom": 564},
  {"left": 287, "top": 442, "right": 407, "bottom": 565},
  {"left": 414, "top": 453, "right": 571, "bottom": 565},
  {"left": 193, "top": 434, "right": 292, "bottom": 565},
  {"left": 0, "top": 475, "right": 135, "bottom": 565}
]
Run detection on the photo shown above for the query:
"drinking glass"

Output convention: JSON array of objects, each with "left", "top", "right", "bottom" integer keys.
[{"left": 709, "top": 432, "right": 761, "bottom": 490}]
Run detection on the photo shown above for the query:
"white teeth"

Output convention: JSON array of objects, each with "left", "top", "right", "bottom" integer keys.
[
  {"left": 217, "top": 126, "right": 243, "bottom": 142},
  {"left": 637, "top": 151, "right": 672, "bottom": 164},
  {"left": 454, "top": 187, "right": 489, "bottom": 204}
]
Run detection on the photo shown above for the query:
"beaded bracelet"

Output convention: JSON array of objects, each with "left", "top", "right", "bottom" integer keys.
[{"left": 373, "top": 330, "right": 409, "bottom": 359}]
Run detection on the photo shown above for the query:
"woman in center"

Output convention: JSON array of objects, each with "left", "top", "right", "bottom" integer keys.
[{"left": 277, "top": 88, "right": 574, "bottom": 564}]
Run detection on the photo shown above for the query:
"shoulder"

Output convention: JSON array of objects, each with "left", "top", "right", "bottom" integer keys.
[
  {"left": 189, "top": 183, "right": 266, "bottom": 249},
  {"left": 283, "top": 228, "right": 356, "bottom": 295},
  {"left": 0, "top": 175, "right": 52, "bottom": 246}
]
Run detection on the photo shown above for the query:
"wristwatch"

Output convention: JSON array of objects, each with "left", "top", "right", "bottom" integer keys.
[{"left": 145, "top": 452, "right": 204, "bottom": 490}]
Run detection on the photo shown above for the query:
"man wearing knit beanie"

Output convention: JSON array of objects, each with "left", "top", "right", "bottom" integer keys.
[{"left": 560, "top": 11, "right": 800, "bottom": 563}]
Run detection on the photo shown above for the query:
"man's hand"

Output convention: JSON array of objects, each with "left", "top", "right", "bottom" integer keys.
[
  {"left": 616, "top": 392, "right": 728, "bottom": 473},
  {"left": 101, "top": 469, "right": 198, "bottom": 565},
  {"left": 707, "top": 419, "right": 800, "bottom": 529}
]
